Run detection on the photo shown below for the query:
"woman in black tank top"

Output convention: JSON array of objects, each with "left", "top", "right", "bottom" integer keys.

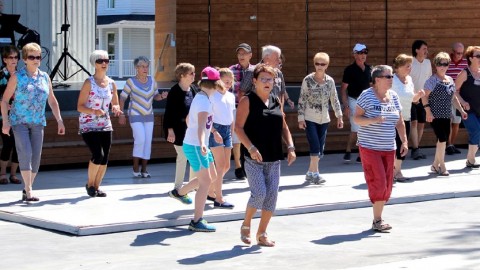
[
  {"left": 455, "top": 46, "right": 480, "bottom": 168},
  {"left": 234, "top": 64, "right": 296, "bottom": 247}
]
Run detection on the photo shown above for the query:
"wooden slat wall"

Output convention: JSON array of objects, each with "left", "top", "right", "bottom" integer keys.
[{"left": 174, "top": 0, "right": 480, "bottom": 83}]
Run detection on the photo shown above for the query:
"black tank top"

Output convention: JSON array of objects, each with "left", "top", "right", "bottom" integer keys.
[
  {"left": 242, "top": 92, "right": 284, "bottom": 162},
  {"left": 460, "top": 68, "right": 480, "bottom": 117}
]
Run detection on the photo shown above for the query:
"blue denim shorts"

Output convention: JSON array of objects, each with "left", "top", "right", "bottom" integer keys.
[
  {"left": 208, "top": 123, "right": 233, "bottom": 148},
  {"left": 182, "top": 143, "right": 214, "bottom": 172},
  {"left": 305, "top": 120, "right": 329, "bottom": 158}
]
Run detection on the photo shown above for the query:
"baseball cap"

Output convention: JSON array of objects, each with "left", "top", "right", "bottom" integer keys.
[
  {"left": 201, "top": 66, "right": 220, "bottom": 80},
  {"left": 236, "top": 43, "right": 252, "bottom": 53},
  {"left": 353, "top": 43, "right": 367, "bottom": 53}
]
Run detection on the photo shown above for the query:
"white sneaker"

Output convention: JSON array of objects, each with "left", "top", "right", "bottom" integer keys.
[
  {"left": 141, "top": 172, "right": 151, "bottom": 178},
  {"left": 132, "top": 171, "right": 142, "bottom": 177}
]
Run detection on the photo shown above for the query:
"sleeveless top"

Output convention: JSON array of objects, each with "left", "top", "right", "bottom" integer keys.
[
  {"left": 459, "top": 68, "right": 480, "bottom": 117},
  {"left": 242, "top": 92, "right": 284, "bottom": 162},
  {"left": 78, "top": 76, "right": 114, "bottom": 133},
  {"left": 9, "top": 68, "right": 50, "bottom": 126}
]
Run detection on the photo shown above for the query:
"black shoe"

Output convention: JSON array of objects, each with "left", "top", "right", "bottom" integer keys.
[
  {"left": 446, "top": 145, "right": 455, "bottom": 155},
  {"left": 453, "top": 146, "right": 461, "bottom": 154},
  {"left": 356, "top": 156, "right": 361, "bottom": 163},
  {"left": 214, "top": 200, "right": 234, "bottom": 209},
  {"left": 343, "top": 152, "right": 351, "bottom": 162},
  {"left": 22, "top": 189, "right": 27, "bottom": 201},
  {"left": 86, "top": 184, "right": 96, "bottom": 197},
  {"left": 96, "top": 189, "right": 107, "bottom": 197},
  {"left": 235, "top": 168, "right": 246, "bottom": 180},
  {"left": 207, "top": 195, "right": 216, "bottom": 202}
]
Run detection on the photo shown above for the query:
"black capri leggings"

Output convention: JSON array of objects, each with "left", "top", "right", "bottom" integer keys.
[
  {"left": 0, "top": 130, "right": 18, "bottom": 163},
  {"left": 430, "top": 118, "right": 451, "bottom": 143},
  {"left": 395, "top": 120, "right": 411, "bottom": 160},
  {"left": 81, "top": 131, "right": 112, "bottom": 165}
]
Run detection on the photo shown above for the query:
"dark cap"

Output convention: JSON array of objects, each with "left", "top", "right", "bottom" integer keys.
[{"left": 236, "top": 43, "right": 252, "bottom": 53}]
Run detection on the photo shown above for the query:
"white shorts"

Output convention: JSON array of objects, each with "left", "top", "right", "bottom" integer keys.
[
  {"left": 349, "top": 97, "right": 359, "bottom": 132},
  {"left": 451, "top": 105, "right": 461, "bottom": 124}
]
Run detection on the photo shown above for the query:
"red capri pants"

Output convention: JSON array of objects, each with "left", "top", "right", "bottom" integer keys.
[{"left": 359, "top": 146, "right": 395, "bottom": 204}]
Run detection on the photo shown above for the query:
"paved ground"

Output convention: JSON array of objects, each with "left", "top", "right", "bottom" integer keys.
[
  {"left": 0, "top": 148, "right": 479, "bottom": 236},
  {"left": 0, "top": 197, "right": 479, "bottom": 269}
]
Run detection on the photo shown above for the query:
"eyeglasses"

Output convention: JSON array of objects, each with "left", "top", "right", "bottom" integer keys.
[
  {"left": 436, "top": 62, "right": 449, "bottom": 67},
  {"left": 378, "top": 75, "right": 394, "bottom": 79},
  {"left": 95, "top": 59, "right": 110, "bottom": 64},
  {"left": 6, "top": 55, "right": 19, "bottom": 60},
  {"left": 27, "top": 55, "right": 41, "bottom": 61},
  {"left": 472, "top": 55, "right": 480, "bottom": 59},
  {"left": 454, "top": 51, "right": 464, "bottom": 55},
  {"left": 258, "top": 77, "right": 274, "bottom": 83},
  {"left": 314, "top": 62, "right": 328, "bottom": 66},
  {"left": 355, "top": 50, "right": 369, "bottom": 55}
]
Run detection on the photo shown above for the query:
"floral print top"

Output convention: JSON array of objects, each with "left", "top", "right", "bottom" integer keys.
[
  {"left": 78, "top": 76, "right": 114, "bottom": 133},
  {"left": 297, "top": 73, "right": 342, "bottom": 124},
  {"left": 9, "top": 68, "right": 50, "bottom": 126}
]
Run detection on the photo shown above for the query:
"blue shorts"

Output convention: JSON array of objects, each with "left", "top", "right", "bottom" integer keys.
[
  {"left": 208, "top": 123, "right": 233, "bottom": 148},
  {"left": 183, "top": 143, "right": 214, "bottom": 172}
]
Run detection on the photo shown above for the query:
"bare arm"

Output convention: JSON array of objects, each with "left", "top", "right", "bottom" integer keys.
[
  {"left": 340, "top": 82, "right": 350, "bottom": 118},
  {"left": 47, "top": 77, "right": 65, "bottom": 135},
  {"left": 353, "top": 105, "right": 385, "bottom": 126}
]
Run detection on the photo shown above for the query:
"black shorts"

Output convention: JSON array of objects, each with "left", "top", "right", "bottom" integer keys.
[
  {"left": 410, "top": 102, "right": 426, "bottom": 123},
  {"left": 430, "top": 118, "right": 451, "bottom": 143}
]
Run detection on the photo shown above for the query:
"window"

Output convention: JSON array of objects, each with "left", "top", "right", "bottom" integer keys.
[
  {"left": 107, "top": 0, "right": 115, "bottom": 8},
  {"left": 107, "top": 33, "right": 115, "bottom": 59}
]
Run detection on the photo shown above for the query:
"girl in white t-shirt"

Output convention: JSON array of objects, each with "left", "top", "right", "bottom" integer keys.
[
  {"left": 207, "top": 68, "right": 236, "bottom": 209},
  {"left": 168, "top": 67, "right": 224, "bottom": 232}
]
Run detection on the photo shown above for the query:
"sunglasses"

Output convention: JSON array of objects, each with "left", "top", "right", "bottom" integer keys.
[
  {"left": 355, "top": 50, "right": 368, "bottom": 55},
  {"left": 378, "top": 75, "right": 394, "bottom": 79},
  {"left": 6, "top": 56, "right": 19, "bottom": 60},
  {"left": 436, "top": 62, "right": 449, "bottom": 67},
  {"left": 314, "top": 62, "right": 328, "bottom": 67},
  {"left": 27, "top": 55, "right": 41, "bottom": 61},
  {"left": 95, "top": 59, "right": 110, "bottom": 64}
]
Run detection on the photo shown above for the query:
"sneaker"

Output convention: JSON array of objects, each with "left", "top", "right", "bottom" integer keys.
[
  {"left": 445, "top": 145, "right": 455, "bottom": 155},
  {"left": 372, "top": 219, "right": 392, "bottom": 232},
  {"left": 132, "top": 171, "right": 142, "bottom": 177},
  {"left": 411, "top": 149, "right": 422, "bottom": 160},
  {"left": 168, "top": 189, "right": 192, "bottom": 205},
  {"left": 86, "top": 184, "right": 96, "bottom": 197},
  {"left": 453, "top": 146, "right": 461, "bottom": 154},
  {"left": 312, "top": 174, "right": 326, "bottom": 184},
  {"left": 235, "top": 168, "right": 246, "bottom": 180},
  {"left": 188, "top": 218, "right": 216, "bottom": 232},
  {"left": 343, "top": 152, "right": 351, "bottom": 162},
  {"left": 141, "top": 171, "right": 151, "bottom": 178},
  {"left": 214, "top": 200, "right": 234, "bottom": 209},
  {"left": 305, "top": 172, "right": 314, "bottom": 182},
  {"left": 356, "top": 156, "right": 361, "bottom": 163}
]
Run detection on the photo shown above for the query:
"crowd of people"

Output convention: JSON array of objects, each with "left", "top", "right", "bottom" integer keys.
[{"left": 1, "top": 39, "right": 479, "bottom": 245}]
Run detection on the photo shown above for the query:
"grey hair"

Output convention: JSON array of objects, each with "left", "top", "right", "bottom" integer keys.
[
  {"left": 261, "top": 45, "right": 281, "bottom": 60},
  {"left": 89, "top": 50, "right": 109, "bottom": 66},
  {"left": 134, "top": 56, "right": 150, "bottom": 66},
  {"left": 371, "top": 65, "right": 393, "bottom": 84}
]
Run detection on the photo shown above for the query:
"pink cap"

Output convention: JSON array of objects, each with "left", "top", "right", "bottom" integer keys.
[{"left": 201, "top": 66, "right": 220, "bottom": 80}]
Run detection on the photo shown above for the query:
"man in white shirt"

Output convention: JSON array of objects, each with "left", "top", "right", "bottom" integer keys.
[{"left": 410, "top": 40, "right": 432, "bottom": 160}]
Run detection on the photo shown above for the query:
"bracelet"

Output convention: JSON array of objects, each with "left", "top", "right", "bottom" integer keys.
[
  {"left": 423, "top": 104, "right": 430, "bottom": 108},
  {"left": 287, "top": 145, "right": 295, "bottom": 151},
  {"left": 57, "top": 119, "right": 63, "bottom": 123},
  {"left": 248, "top": 145, "right": 256, "bottom": 153}
]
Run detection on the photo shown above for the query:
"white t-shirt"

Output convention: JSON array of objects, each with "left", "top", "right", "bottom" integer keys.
[
  {"left": 392, "top": 74, "right": 414, "bottom": 121},
  {"left": 411, "top": 57, "right": 432, "bottom": 92},
  {"left": 183, "top": 93, "right": 213, "bottom": 146},
  {"left": 211, "top": 90, "right": 235, "bottom": 125}
]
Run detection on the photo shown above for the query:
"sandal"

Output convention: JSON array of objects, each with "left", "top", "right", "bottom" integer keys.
[
  {"left": 372, "top": 219, "right": 392, "bottom": 232},
  {"left": 0, "top": 174, "right": 8, "bottom": 185},
  {"left": 466, "top": 160, "right": 480, "bottom": 169},
  {"left": 257, "top": 232, "right": 275, "bottom": 247},
  {"left": 9, "top": 175, "right": 21, "bottom": 184},
  {"left": 430, "top": 165, "right": 439, "bottom": 174},
  {"left": 240, "top": 224, "right": 251, "bottom": 245}
]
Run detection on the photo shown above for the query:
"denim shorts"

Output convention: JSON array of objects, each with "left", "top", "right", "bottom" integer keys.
[
  {"left": 305, "top": 120, "right": 328, "bottom": 158},
  {"left": 462, "top": 112, "right": 480, "bottom": 146},
  {"left": 208, "top": 123, "right": 233, "bottom": 148},
  {"left": 182, "top": 143, "right": 214, "bottom": 172}
]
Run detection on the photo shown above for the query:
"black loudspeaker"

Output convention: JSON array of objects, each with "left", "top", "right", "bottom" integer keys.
[{"left": 17, "top": 30, "right": 41, "bottom": 49}]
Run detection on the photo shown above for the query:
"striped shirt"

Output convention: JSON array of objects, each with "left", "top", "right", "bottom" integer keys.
[
  {"left": 356, "top": 88, "right": 402, "bottom": 151},
  {"left": 120, "top": 76, "right": 157, "bottom": 123},
  {"left": 446, "top": 56, "right": 467, "bottom": 81}
]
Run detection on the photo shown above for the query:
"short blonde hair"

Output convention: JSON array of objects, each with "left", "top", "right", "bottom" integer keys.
[
  {"left": 89, "top": 50, "right": 109, "bottom": 66},
  {"left": 218, "top": 68, "right": 234, "bottom": 80},
  {"left": 433, "top": 52, "right": 450, "bottom": 66},
  {"left": 174, "top": 63, "right": 195, "bottom": 81},
  {"left": 22, "top": 42, "right": 41, "bottom": 60},
  {"left": 393, "top": 54, "right": 413, "bottom": 69},
  {"left": 313, "top": 52, "right": 330, "bottom": 64}
]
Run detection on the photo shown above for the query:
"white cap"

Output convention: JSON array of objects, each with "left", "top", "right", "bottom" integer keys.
[{"left": 353, "top": 43, "right": 367, "bottom": 52}]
